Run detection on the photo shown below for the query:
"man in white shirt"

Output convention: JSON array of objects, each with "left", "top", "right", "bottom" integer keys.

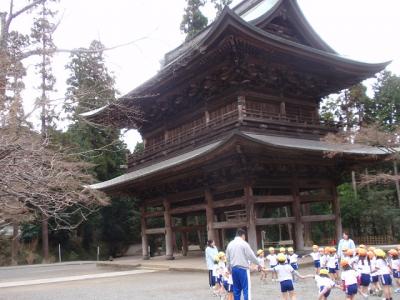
[
  {"left": 226, "top": 228, "right": 261, "bottom": 300},
  {"left": 337, "top": 232, "right": 355, "bottom": 259}
]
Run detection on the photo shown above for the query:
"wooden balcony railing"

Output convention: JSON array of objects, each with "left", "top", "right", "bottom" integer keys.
[{"left": 129, "top": 108, "right": 338, "bottom": 167}]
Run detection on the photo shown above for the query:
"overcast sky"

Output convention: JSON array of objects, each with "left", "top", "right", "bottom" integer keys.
[{"left": 3, "top": 0, "right": 400, "bottom": 150}]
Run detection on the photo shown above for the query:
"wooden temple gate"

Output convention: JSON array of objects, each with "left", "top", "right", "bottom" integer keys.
[{"left": 83, "top": 0, "right": 388, "bottom": 260}]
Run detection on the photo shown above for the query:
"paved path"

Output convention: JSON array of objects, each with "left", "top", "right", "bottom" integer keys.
[
  {"left": 1, "top": 266, "right": 399, "bottom": 300},
  {"left": 0, "top": 262, "right": 107, "bottom": 283}
]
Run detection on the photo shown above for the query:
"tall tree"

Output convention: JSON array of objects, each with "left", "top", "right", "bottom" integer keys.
[
  {"left": 64, "top": 41, "right": 137, "bottom": 257},
  {"left": 30, "top": 0, "right": 58, "bottom": 262},
  {"left": 180, "top": 0, "right": 208, "bottom": 40},
  {"left": 370, "top": 71, "right": 400, "bottom": 131},
  {"left": 64, "top": 40, "right": 126, "bottom": 181}
]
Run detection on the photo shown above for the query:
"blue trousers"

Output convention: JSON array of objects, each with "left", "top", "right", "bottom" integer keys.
[{"left": 232, "top": 266, "right": 249, "bottom": 300}]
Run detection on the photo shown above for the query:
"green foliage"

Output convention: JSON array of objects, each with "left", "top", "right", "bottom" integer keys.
[
  {"left": 61, "top": 41, "right": 141, "bottom": 259},
  {"left": 180, "top": 0, "right": 208, "bottom": 40},
  {"left": 371, "top": 71, "right": 400, "bottom": 130},
  {"left": 20, "top": 223, "right": 41, "bottom": 243},
  {"left": 338, "top": 183, "right": 400, "bottom": 239}
]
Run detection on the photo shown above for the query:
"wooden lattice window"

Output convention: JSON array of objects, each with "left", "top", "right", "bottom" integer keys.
[{"left": 209, "top": 102, "right": 237, "bottom": 120}]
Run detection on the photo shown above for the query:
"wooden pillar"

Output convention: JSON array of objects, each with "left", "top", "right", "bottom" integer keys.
[
  {"left": 181, "top": 217, "right": 188, "bottom": 256},
  {"left": 332, "top": 185, "right": 343, "bottom": 244},
  {"left": 245, "top": 184, "right": 257, "bottom": 252},
  {"left": 292, "top": 177, "right": 305, "bottom": 251},
  {"left": 303, "top": 203, "right": 312, "bottom": 246},
  {"left": 140, "top": 206, "right": 150, "bottom": 260},
  {"left": 163, "top": 199, "right": 174, "bottom": 260},
  {"left": 205, "top": 189, "right": 216, "bottom": 243},
  {"left": 238, "top": 95, "right": 246, "bottom": 121}
]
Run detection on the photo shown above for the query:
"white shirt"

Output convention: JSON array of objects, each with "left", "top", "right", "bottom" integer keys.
[
  {"left": 272, "top": 264, "right": 295, "bottom": 282},
  {"left": 375, "top": 258, "right": 391, "bottom": 275},
  {"left": 370, "top": 257, "right": 378, "bottom": 275},
  {"left": 327, "top": 255, "right": 337, "bottom": 269},
  {"left": 257, "top": 257, "right": 265, "bottom": 267},
  {"left": 391, "top": 258, "right": 399, "bottom": 271},
  {"left": 288, "top": 253, "right": 298, "bottom": 263},
  {"left": 310, "top": 252, "right": 320, "bottom": 261},
  {"left": 341, "top": 269, "right": 358, "bottom": 285},
  {"left": 315, "top": 275, "right": 335, "bottom": 290},
  {"left": 320, "top": 255, "right": 327, "bottom": 268},
  {"left": 266, "top": 254, "right": 278, "bottom": 266},
  {"left": 218, "top": 261, "right": 226, "bottom": 276},
  {"left": 357, "top": 259, "right": 372, "bottom": 274}
]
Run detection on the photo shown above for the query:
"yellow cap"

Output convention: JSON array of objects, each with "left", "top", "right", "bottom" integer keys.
[
  {"left": 388, "top": 249, "right": 398, "bottom": 256},
  {"left": 257, "top": 249, "right": 264, "bottom": 255},
  {"left": 279, "top": 247, "right": 286, "bottom": 253},
  {"left": 359, "top": 244, "right": 366, "bottom": 249},
  {"left": 287, "top": 247, "right": 294, "bottom": 252},
  {"left": 214, "top": 255, "right": 220, "bottom": 263},
  {"left": 319, "top": 268, "right": 329, "bottom": 275},
  {"left": 277, "top": 253, "right": 287, "bottom": 262},
  {"left": 269, "top": 247, "right": 275, "bottom": 252},
  {"left": 374, "top": 249, "right": 386, "bottom": 258},
  {"left": 312, "top": 245, "right": 319, "bottom": 249},
  {"left": 341, "top": 246, "right": 348, "bottom": 252},
  {"left": 218, "top": 251, "right": 225, "bottom": 258}
]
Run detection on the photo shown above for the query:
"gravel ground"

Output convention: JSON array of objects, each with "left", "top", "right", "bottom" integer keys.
[{"left": 0, "top": 266, "right": 399, "bottom": 300}]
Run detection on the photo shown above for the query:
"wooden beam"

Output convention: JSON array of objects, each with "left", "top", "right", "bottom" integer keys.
[
  {"left": 172, "top": 225, "right": 206, "bottom": 232},
  {"left": 301, "top": 214, "right": 336, "bottom": 223},
  {"left": 213, "top": 221, "right": 247, "bottom": 229},
  {"left": 213, "top": 196, "right": 246, "bottom": 208},
  {"left": 143, "top": 210, "right": 164, "bottom": 218},
  {"left": 170, "top": 203, "right": 206, "bottom": 215},
  {"left": 254, "top": 195, "right": 293, "bottom": 204},
  {"left": 300, "top": 194, "right": 332, "bottom": 203},
  {"left": 256, "top": 217, "right": 296, "bottom": 226},
  {"left": 145, "top": 227, "right": 165, "bottom": 235}
]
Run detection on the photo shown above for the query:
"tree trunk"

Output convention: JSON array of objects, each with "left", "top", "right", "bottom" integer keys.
[
  {"left": 42, "top": 217, "right": 49, "bottom": 263},
  {"left": 11, "top": 222, "right": 19, "bottom": 265}
]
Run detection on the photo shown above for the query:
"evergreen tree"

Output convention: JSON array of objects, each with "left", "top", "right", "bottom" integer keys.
[
  {"left": 64, "top": 40, "right": 126, "bottom": 181},
  {"left": 180, "top": 0, "right": 208, "bottom": 40},
  {"left": 371, "top": 71, "right": 400, "bottom": 131},
  {"left": 64, "top": 40, "right": 140, "bottom": 257}
]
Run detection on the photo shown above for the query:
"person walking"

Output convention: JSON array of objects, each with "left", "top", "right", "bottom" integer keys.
[
  {"left": 205, "top": 239, "right": 219, "bottom": 289},
  {"left": 226, "top": 228, "right": 261, "bottom": 300},
  {"left": 337, "top": 232, "right": 355, "bottom": 259}
]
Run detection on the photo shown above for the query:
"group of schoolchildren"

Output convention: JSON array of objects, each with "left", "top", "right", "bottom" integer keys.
[{"left": 211, "top": 244, "right": 400, "bottom": 300}]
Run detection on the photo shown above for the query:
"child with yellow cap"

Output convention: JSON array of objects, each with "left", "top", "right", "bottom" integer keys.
[
  {"left": 372, "top": 249, "right": 392, "bottom": 300},
  {"left": 304, "top": 268, "right": 337, "bottom": 300},
  {"left": 263, "top": 253, "right": 308, "bottom": 300},
  {"left": 266, "top": 247, "right": 278, "bottom": 281},
  {"left": 256, "top": 249, "right": 267, "bottom": 282},
  {"left": 303, "top": 245, "right": 322, "bottom": 274}
]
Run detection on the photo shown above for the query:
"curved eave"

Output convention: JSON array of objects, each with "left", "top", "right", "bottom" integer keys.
[
  {"left": 249, "top": 0, "right": 337, "bottom": 54},
  {"left": 89, "top": 132, "right": 390, "bottom": 192},
  {"left": 124, "top": 7, "right": 389, "bottom": 100}
]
